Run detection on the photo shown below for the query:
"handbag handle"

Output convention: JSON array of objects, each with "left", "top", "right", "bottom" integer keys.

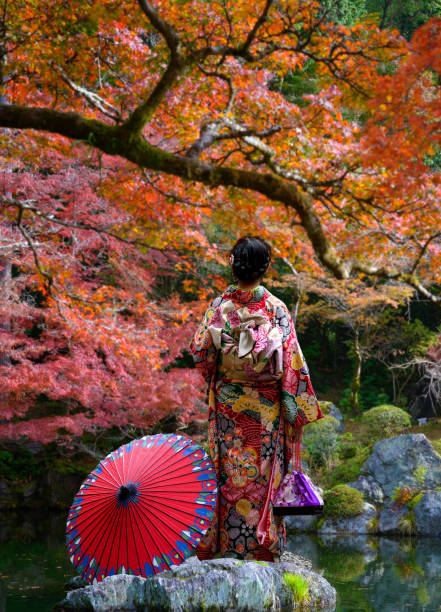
[{"left": 289, "top": 439, "right": 302, "bottom": 473}]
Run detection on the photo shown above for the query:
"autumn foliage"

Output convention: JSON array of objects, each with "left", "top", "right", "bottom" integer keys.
[{"left": 0, "top": 1, "right": 441, "bottom": 443}]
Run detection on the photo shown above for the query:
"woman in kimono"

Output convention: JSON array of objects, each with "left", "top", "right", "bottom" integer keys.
[{"left": 190, "top": 236, "right": 323, "bottom": 562}]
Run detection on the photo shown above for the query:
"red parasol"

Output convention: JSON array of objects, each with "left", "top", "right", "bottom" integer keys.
[{"left": 66, "top": 433, "right": 217, "bottom": 583}]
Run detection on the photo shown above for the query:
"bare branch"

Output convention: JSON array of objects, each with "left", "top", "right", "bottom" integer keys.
[
  {"left": 52, "top": 64, "right": 122, "bottom": 123},
  {"left": 3, "top": 196, "right": 169, "bottom": 251},
  {"left": 15, "top": 203, "right": 53, "bottom": 289},
  {"left": 186, "top": 119, "right": 280, "bottom": 160},
  {"left": 410, "top": 232, "right": 441, "bottom": 274}
]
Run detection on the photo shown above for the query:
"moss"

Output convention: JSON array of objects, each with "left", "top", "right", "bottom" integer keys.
[
  {"left": 361, "top": 405, "right": 411, "bottom": 442},
  {"left": 368, "top": 516, "right": 379, "bottom": 533},
  {"left": 431, "top": 439, "right": 441, "bottom": 457},
  {"left": 308, "top": 415, "right": 340, "bottom": 430},
  {"left": 283, "top": 572, "right": 309, "bottom": 606},
  {"left": 323, "top": 484, "right": 364, "bottom": 517},
  {"left": 322, "top": 445, "right": 370, "bottom": 489},
  {"left": 325, "top": 456, "right": 362, "bottom": 488},
  {"left": 318, "top": 401, "right": 335, "bottom": 416}
]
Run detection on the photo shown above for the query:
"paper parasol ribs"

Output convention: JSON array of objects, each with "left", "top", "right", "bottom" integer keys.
[{"left": 66, "top": 433, "right": 217, "bottom": 583}]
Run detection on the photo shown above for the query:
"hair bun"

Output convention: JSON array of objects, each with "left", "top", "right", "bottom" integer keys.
[{"left": 229, "top": 236, "right": 272, "bottom": 283}]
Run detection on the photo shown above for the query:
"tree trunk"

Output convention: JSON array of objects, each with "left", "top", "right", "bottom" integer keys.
[{"left": 351, "top": 326, "right": 362, "bottom": 414}]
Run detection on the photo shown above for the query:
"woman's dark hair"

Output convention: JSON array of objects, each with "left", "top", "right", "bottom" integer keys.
[{"left": 230, "top": 236, "right": 271, "bottom": 282}]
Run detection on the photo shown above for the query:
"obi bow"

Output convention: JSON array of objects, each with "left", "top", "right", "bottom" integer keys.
[{"left": 209, "top": 312, "right": 269, "bottom": 357}]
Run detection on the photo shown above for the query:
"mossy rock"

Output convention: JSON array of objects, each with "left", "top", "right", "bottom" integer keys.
[
  {"left": 361, "top": 404, "right": 411, "bottom": 442},
  {"left": 318, "top": 401, "right": 336, "bottom": 416},
  {"left": 307, "top": 415, "right": 340, "bottom": 432},
  {"left": 323, "top": 484, "right": 364, "bottom": 517}
]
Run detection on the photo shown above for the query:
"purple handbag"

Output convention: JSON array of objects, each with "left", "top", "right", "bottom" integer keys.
[{"left": 273, "top": 441, "right": 324, "bottom": 516}]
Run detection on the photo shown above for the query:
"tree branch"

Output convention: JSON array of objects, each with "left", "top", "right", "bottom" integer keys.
[
  {"left": 1, "top": 102, "right": 440, "bottom": 302},
  {"left": 52, "top": 64, "right": 122, "bottom": 123},
  {"left": 123, "top": 0, "right": 186, "bottom": 134},
  {"left": 137, "top": 0, "right": 180, "bottom": 54},
  {"left": 15, "top": 204, "right": 53, "bottom": 289},
  {"left": 240, "top": 0, "right": 273, "bottom": 55}
]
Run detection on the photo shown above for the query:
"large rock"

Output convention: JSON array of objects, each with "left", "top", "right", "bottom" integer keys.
[
  {"left": 414, "top": 490, "right": 441, "bottom": 536},
  {"left": 359, "top": 434, "right": 441, "bottom": 500},
  {"left": 319, "top": 402, "right": 344, "bottom": 432},
  {"left": 56, "top": 557, "right": 336, "bottom": 611},
  {"left": 318, "top": 502, "right": 377, "bottom": 535},
  {"left": 347, "top": 475, "right": 384, "bottom": 505},
  {"left": 378, "top": 503, "right": 410, "bottom": 535},
  {"left": 45, "top": 469, "right": 86, "bottom": 510}
]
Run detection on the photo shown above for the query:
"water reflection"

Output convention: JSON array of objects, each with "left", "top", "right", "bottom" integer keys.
[
  {"left": 287, "top": 533, "right": 441, "bottom": 612},
  {"left": 2, "top": 511, "right": 441, "bottom": 611},
  {"left": 0, "top": 512, "right": 74, "bottom": 612}
]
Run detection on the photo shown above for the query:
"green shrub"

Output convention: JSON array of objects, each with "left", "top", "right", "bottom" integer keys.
[
  {"left": 337, "top": 433, "right": 358, "bottom": 459},
  {"left": 323, "top": 484, "right": 364, "bottom": 517},
  {"left": 324, "top": 447, "right": 370, "bottom": 489},
  {"left": 303, "top": 416, "right": 339, "bottom": 466},
  {"left": 361, "top": 405, "right": 411, "bottom": 442}
]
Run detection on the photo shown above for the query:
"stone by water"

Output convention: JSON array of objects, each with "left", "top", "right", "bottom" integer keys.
[{"left": 3, "top": 513, "right": 441, "bottom": 611}]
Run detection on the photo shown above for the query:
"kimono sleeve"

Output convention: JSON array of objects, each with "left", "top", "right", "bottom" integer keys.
[
  {"left": 280, "top": 309, "right": 323, "bottom": 428},
  {"left": 189, "top": 302, "right": 218, "bottom": 383}
]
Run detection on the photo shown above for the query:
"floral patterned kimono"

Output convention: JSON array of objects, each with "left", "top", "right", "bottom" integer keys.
[{"left": 190, "top": 284, "right": 323, "bottom": 561}]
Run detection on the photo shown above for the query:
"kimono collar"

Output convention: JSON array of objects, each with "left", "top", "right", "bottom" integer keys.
[{"left": 224, "top": 284, "right": 266, "bottom": 304}]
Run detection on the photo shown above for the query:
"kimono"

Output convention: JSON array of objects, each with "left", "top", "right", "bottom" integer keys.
[{"left": 190, "top": 284, "right": 323, "bottom": 561}]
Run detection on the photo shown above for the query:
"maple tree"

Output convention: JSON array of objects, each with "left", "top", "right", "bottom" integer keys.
[
  {"left": 1, "top": 0, "right": 441, "bottom": 443},
  {"left": 291, "top": 275, "right": 414, "bottom": 412}
]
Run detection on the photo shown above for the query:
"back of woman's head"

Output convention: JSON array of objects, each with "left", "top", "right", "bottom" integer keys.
[{"left": 230, "top": 236, "right": 271, "bottom": 282}]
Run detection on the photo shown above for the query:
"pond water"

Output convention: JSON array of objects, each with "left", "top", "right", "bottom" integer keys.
[
  {"left": 1, "top": 512, "right": 441, "bottom": 611},
  {"left": 287, "top": 533, "right": 441, "bottom": 612}
]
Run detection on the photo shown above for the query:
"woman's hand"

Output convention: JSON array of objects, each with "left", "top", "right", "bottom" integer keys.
[{"left": 291, "top": 425, "right": 304, "bottom": 444}]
